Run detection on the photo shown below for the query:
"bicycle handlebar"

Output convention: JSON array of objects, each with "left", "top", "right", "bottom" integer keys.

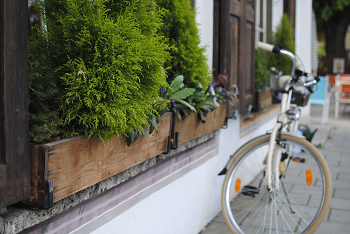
[
  {"left": 257, "top": 41, "right": 321, "bottom": 91},
  {"left": 257, "top": 42, "right": 275, "bottom": 52},
  {"left": 258, "top": 42, "right": 296, "bottom": 77}
]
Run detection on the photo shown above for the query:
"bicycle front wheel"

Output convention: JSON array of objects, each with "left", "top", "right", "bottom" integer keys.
[{"left": 222, "top": 134, "right": 331, "bottom": 234}]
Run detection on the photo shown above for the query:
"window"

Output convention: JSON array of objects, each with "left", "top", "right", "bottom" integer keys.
[{"left": 255, "top": 0, "right": 272, "bottom": 45}]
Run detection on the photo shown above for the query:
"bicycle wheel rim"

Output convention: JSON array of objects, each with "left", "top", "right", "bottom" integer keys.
[{"left": 221, "top": 134, "right": 331, "bottom": 234}]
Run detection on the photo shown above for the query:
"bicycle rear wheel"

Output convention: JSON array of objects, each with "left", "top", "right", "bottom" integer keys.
[{"left": 222, "top": 134, "right": 331, "bottom": 234}]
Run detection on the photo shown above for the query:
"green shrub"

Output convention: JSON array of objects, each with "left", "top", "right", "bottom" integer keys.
[
  {"left": 156, "top": 0, "right": 212, "bottom": 91},
  {"left": 255, "top": 49, "right": 270, "bottom": 90},
  {"left": 29, "top": 0, "right": 169, "bottom": 141},
  {"left": 268, "top": 14, "right": 295, "bottom": 75},
  {"left": 28, "top": 39, "right": 61, "bottom": 143}
]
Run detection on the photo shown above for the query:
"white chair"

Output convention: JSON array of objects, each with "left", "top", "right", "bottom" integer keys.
[{"left": 335, "top": 74, "right": 350, "bottom": 118}]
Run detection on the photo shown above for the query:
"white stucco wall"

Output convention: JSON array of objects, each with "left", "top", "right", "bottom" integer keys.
[
  {"left": 195, "top": 0, "right": 214, "bottom": 70},
  {"left": 295, "top": 0, "right": 313, "bottom": 116}
]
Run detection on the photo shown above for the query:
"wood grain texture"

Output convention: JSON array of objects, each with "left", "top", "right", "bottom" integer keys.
[
  {"left": 173, "top": 104, "right": 227, "bottom": 146},
  {"left": 229, "top": 0, "right": 241, "bottom": 16},
  {"left": 256, "top": 88, "right": 272, "bottom": 111},
  {"left": 47, "top": 112, "right": 172, "bottom": 203},
  {"left": 0, "top": 0, "right": 30, "bottom": 208}
]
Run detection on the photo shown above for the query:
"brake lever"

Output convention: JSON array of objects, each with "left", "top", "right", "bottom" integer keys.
[
  {"left": 304, "top": 76, "right": 320, "bottom": 94},
  {"left": 314, "top": 75, "right": 320, "bottom": 82}
]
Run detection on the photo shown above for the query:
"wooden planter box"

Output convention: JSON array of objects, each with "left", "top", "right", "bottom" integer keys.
[
  {"left": 172, "top": 103, "right": 227, "bottom": 147},
  {"left": 255, "top": 88, "right": 272, "bottom": 111},
  {"left": 23, "top": 113, "right": 173, "bottom": 208}
]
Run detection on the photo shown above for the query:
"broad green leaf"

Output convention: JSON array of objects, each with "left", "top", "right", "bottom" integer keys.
[
  {"left": 170, "top": 75, "right": 184, "bottom": 93},
  {"left": 136, "top": 128, "right": 143, "bottom": 137},
  {"left": 142, "top": 128, "right": 149, "bottom": 137},
  {"left": 171, "top": 97, "right": 197, "bottom": 112},
  {"left": 195, "top": 82, "right": 203, "bottom": 89},
  {"left": 149, "top": 125, "right": 154, "bottom": 134},
  {"left": 148, "top": 116, "right": 159, "bottom": 134},
  {"left": 171, "top": 88, "right": 195, "bottom": 100},
  {"left": 125, "top": 130, "right": 139, "bottom": 147},
  {"left": 176, "top": 109, "right": 182, "bottom": 119}
]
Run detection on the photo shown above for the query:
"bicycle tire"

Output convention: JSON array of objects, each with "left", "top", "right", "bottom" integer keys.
[{"left": 221, "top": 133, "right": 332, "bottom": 234}]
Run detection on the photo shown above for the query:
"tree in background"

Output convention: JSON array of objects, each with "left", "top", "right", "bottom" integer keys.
[
  {"left": 156, "top": 0, "right": 212, "bottom": 91},
  {"left": 268, "top": 14, "right": 295, "bottom": 76},
  {"left": 313, "top": 0, "right": 350, "bottom": 56}
]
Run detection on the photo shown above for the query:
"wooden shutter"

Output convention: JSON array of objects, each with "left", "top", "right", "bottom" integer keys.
[
  {"left": 213, "top": 0, "right": 255, "bottom": 117},
  {"left": 0, "top": 0, "right": 30, "bottom": 208},
  {"left": 239, "top": 0, "right": 255, "bottom": 114}
]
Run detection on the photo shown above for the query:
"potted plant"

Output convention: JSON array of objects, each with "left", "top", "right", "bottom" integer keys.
[
  {"left": 254, "top": 48, "right": 272, "bottom": 111},
  {"left": 25, "top": 0, "right": 173, "bottom": 208},
  {"left": 156, "top": 0, "right": 227, "bottom": 146},
  {"left": 267, "top": 14, "right": 296, "bottom": 104},
  {"left": 24, "top": 0, "right": 228, "bottom": 208}
]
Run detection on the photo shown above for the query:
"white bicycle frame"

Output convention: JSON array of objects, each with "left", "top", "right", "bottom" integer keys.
[
  {"left": 256, "top": 42, "right": 300, "bottom": 191},
  {"left": 219, "top": 42, "right": 316, "bottom": 191},
  {"left": 265, "top": 90, "right": 292, "bottom": 191}
]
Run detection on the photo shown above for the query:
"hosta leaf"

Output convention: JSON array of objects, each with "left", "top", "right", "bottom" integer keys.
[
  {"left": 170, "top": 75, "right": 184, "bottom": 93},
  {"left": 171, "top": 88, "right": 195, "bottom": 100},
  {"left": 171, "top": 97, "right": 196, "bottom": 112},
  {"left": 125, "top": 130, "right": 139, "bottom": 147}
]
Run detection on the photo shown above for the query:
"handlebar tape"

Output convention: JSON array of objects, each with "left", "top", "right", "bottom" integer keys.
[{"left": 257, "top": 42, "right": 281, "bottom": 54}]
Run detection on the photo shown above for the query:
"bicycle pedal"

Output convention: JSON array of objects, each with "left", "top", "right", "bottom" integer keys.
[
  {"left": 289, "top": 156, "right": 305, "bottom": 163},
  {"left": 242, "top": 185, "right": 259, "bottom": 197}
]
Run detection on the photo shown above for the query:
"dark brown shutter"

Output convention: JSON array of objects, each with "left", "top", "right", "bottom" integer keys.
[
  {"left": 0, "top": 0, "right": 30, "bottom": 208},
  {"left": 213, "top": 0, "right": 256, "bottom": 117},
  {"left": 239, "top": 0, "right": 256, "bottom": 114}
]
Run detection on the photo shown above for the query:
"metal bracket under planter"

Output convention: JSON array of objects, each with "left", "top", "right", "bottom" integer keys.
[
  {"left": 21, "top": 113, "right": 173, "bottom": 209},
  {"left": 47, "top": 180, "right": 54, "bottom": 209}
]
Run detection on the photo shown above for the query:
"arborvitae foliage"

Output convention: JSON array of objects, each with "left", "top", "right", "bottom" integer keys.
[
  {"left": 28, "top": 35, "right": 61, "bottom": 143},
  {"left": 30, "top": 0, "right": 169, "bottom": 141},
  {"left": 156, "top": 0, "right": 212, "bottom": 91},
  {"left": 255, "top": 49, "right": 270, "bottom": 90},
  {"left": 268, "top": 14, "right": 295, "bottom": 76}
]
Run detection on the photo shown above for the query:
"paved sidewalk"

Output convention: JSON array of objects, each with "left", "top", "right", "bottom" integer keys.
[{"left": 200, "top": 98, "right": 350, "bottom": 234}]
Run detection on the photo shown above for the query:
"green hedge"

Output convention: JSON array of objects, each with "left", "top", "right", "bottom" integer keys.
[
  {"left": 268, "top": 14, "right": 295, "bottom": 76},
  {"left": 29, "top": 0, "right": 169, "bottom": 142},
  {"left": 156, "top": 0, "right": 212, "bottom": 91},
  {"left": 255, "top": 49, "right": 270, "bottom": 90}
]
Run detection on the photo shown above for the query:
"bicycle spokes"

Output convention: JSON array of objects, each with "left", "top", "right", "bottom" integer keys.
[{"left": 222, "top": 134, "right": 331, "bottom": 234}]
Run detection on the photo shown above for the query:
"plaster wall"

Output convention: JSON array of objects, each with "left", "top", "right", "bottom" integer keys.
[
  {"left": 195, "top": 0, "right": 214, "bottom": 70},
  {"left": 295, "top": 0, "right": 313, "bottom": 117}
]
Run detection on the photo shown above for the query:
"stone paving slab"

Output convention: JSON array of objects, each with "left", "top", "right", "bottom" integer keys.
[
  {"left": 327, "top": 209, "right": 350, "bottom": 223},
  {"left": 328, "top": 197, "right": 350, "bottom": 210},
  {"left": 332, "top": 187, "right": 350, "bottom": 199},
  {"left": 317, "top": 221, "right": 350, "bottom": 234}
]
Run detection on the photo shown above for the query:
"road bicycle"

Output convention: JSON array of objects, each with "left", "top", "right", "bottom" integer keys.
[{"left": 219, "top": 42, "right": 332, "bottom": 234}]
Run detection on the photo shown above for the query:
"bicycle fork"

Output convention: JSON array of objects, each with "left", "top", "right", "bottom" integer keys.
[{"left": 265, "top": 122, "right": 283, "bottom": 192}]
